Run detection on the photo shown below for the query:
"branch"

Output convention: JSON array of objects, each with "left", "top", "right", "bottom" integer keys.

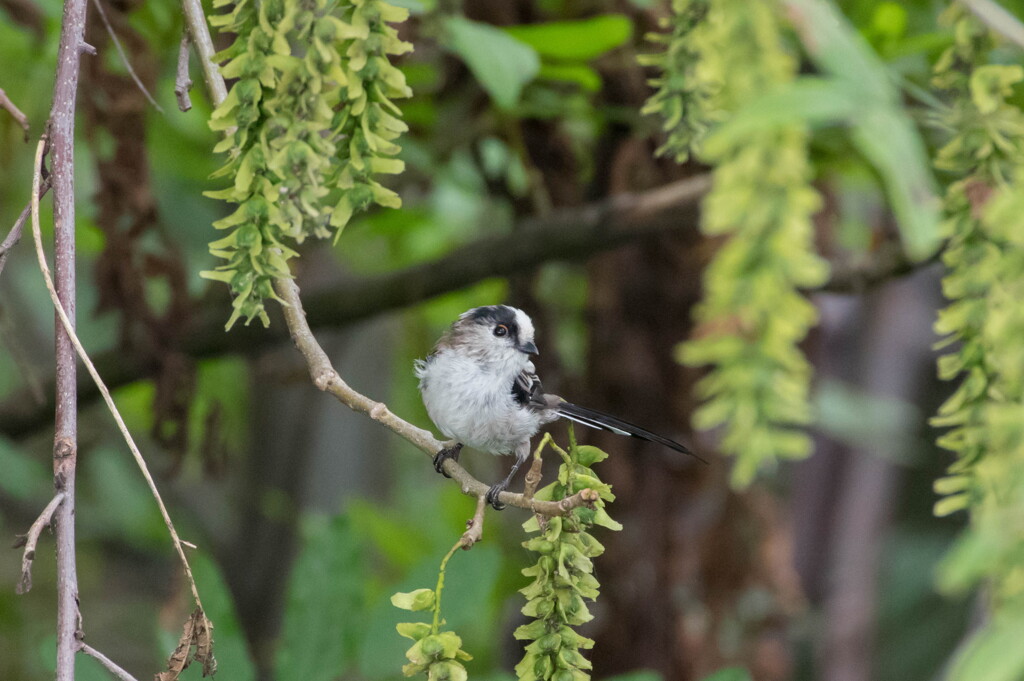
[
  {"left": 13, "top": 491, "right": 65, "bottom": 594},
  {"left": 0, "top": 87, "right": 30, "bottom": 141},
  {"left": 78, "top": 643, "right": 142, "bottom": 681},
  {"left": 175, "top": 32, "right": 193, "bottom": 112},
  {"left": 46, "top": 0, "right": 90, "bottom": 669},
  {"left": 30, "top": 139, "right": 209, "bottom": 617},
  {"left": 274, "top": 277, "right": 598, "bottom": 517},
  {"left": 179, "top": 0, "right": 227, "bottom": 107},
  {"left": 0, "top": 179, "right": 938, "bottom": 440},
  {"left": 957, "top": 0, "right": 1024, "bottom": 50},
  {"left": 90, "top": 0, "right": 164, "bottom": 113},
  {"left": 459, "top": 495, "right": 487, "bottom": 549}
]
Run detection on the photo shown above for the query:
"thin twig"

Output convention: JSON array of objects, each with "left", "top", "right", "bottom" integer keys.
[
  {"left": 14, "top": 491, "right": 65, "bottom": 594},
  {"left": 29, "top": 139, "right": 207, "bottom": 614},
  {"left": 180, "top": 0, "right": 227, "bottom": 106},
  {"left": 958, "top": 0, "right": 1024, "bottom": 49},
  {"left": 274, "top": 277, "right": 598, "bottom": 517},
  {"left": 522, "top": 440, "right": 548, "bottom": 532},
  {"left": 460, "top": 495, "right": 487, "bottom": 549},
  {"left": 78, "top": 643, "right": 142, "bottom": 681},
  {"left": 175, "top": 32, "right": 193, "bottom": 112},
  {"left": 0, "top": 87, "right": 30, "bottom": 141},
  {"left": 89, "top": 0, "right": 164, "bottom": 114}
]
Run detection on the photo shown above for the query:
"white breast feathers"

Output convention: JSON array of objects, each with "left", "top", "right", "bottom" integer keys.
[{"left": 416, "top": 350, "right": 544, "bottom": 455}]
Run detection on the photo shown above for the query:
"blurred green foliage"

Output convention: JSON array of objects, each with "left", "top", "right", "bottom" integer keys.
[
  {"left": 927, "top": 7, "right": 1024, "bottom": 680},
  {"left": 654, "top": 0, "right": 829, "bottom": 486},
  {"left": 2, "top": 0, "right": 1023, "bottom": 680}
]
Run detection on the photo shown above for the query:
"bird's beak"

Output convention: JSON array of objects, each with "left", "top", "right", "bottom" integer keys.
[{"left": 518, "top": 341, "right": 539, "bottom": 355}]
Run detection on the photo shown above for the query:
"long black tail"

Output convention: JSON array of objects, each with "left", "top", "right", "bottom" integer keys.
[{"left": 556, "top": 401, "right": 706, "bottom": 463}]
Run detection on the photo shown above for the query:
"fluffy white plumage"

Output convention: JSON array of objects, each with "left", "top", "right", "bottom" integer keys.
[{"left": 415, "top": 306, "right": 553, "bottom": 457}]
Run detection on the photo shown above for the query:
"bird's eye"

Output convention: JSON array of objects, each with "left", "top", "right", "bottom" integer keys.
[{"left": 494, "top": 325, "right": 508, "bottom": 337}]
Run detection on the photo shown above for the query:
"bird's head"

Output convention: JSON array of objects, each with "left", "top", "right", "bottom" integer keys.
[{"left": 445, "top": 305, "right": 539, "bottom": 366}]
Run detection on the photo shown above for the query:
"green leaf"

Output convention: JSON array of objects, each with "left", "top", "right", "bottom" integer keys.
[
  {"left": 702, "top": 78, "right": 862, "bottom": 158},
  {"left": 504, "top": 15, "right": 633, "bottom": 61},
  {"left": 442, "top": 16, "right": 540, "bottom": 109},
  {"left": 537, "top": 62, "right": 601, "bottom": 91},
  {"left": 276, "top": 515, "right": 365, "bottom": 681},
  {"left": 591, "top": 507, "right": 623, "bottom": 531},
  {"left": 785, "top": 0, "right": 940, "bottom": 261},
  {"left": 390, "top": 588, "right": 436, "bottom": 611},
  {"left": 948, "top": 616, "right": 1024, "bottom": 681},
  {"left": 848, "top": 111, "right": 941, "bottom": 261},
  {"left": 573, "top": 445, "right": 608, "bottom": 467}
]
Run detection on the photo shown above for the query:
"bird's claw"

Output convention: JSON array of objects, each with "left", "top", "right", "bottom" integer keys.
[
  {"left": 485, "top": 483, "right": 507, "bottom": 511},
  {"left": 432, "top": 443, "right": 462, "bottom": 477}
]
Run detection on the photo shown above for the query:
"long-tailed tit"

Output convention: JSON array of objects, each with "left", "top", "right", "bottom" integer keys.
[{"left": 416, "top": 305, "right": 702, "bottom": 509}]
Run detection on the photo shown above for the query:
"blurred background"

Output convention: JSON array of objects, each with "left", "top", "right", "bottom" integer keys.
[{"left": 0, "top": 0, "right": 992, "bottom": 679}]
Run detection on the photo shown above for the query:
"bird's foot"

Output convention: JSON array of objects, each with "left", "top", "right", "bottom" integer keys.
[
  {"left": 485, "top": 483, "right": 507, "bottom": 511},
  {"left": 433, "top": 443, "right": 463, "bottom": 477}
]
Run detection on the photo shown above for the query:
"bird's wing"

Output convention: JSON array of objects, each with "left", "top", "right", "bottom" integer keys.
[{"left": 511, "top": 364, "right": 558, "bottom": 412}]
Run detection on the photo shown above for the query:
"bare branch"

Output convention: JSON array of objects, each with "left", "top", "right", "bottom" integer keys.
[
  {"left": 175, "top": 32, "right": 193, "bottom": 112},
  {"left": 274, "top": 277, "right": 598, "bottom": 517},
  {"left": 0, "top": 175, "right": 937, "bottom": 440},
  {"left": 46, "top": 0, "right": 90, "bottom": 669},
  {"left": 78, "top": 643, "right": 141, "bottom": 681},
  {"left": 459, "top": 495, "right": 487, "bottom": 549},
  {"left": 0, "top": 176, "right": 708, "bottom": 439},
  {"left": 14, "top": 492, "right": 65, "bottom": 594},
  {"left": 180, "top": 0, "right": 227, "bottom": 106},
  {"left": 0, "top": 87, "right": 30, "bottom": 141},
  {"left": 90, "top": 0, "right": 164, "bottom": 113},
  {"left": 521, "top": 451, "right": 548, "bottom": 532},
  {"left": 958, "top": 0, "right": 1024, "bottom": 50},
  {"left": 30, "top": 139, "right": 209, "bottom": 619},
  {"left": 522, "top": 453, "right": 544, "bottom": 502}
]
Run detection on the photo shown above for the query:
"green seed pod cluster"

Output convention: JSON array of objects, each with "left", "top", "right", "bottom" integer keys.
[
  {"left": 514, "top": 435, "right": 618, "bottom": 681},
  {"left": 203, "top": 0, "right": 411, "bottom": 328},
  {"left": 397, "top": 623, "right": 472, "bottom": 681},
  {"left": 926, "top": 8, "right": 1024, "bottom": 675},
  {"left": 930, "top": 7, "right": 1024, "bottom": 603},
  {"left": 665, "top": 0, "right": 829, "bottom": 486},
  {"left": 392, "top": 557, "right": 472, "bottom": 680},
  {"left": 639, "top": 0, "right": 716, "bottom": 162}
]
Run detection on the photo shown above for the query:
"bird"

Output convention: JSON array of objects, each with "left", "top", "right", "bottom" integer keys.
[{"left": 415, "top": 305, "right": 703, "bottom": 510}]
